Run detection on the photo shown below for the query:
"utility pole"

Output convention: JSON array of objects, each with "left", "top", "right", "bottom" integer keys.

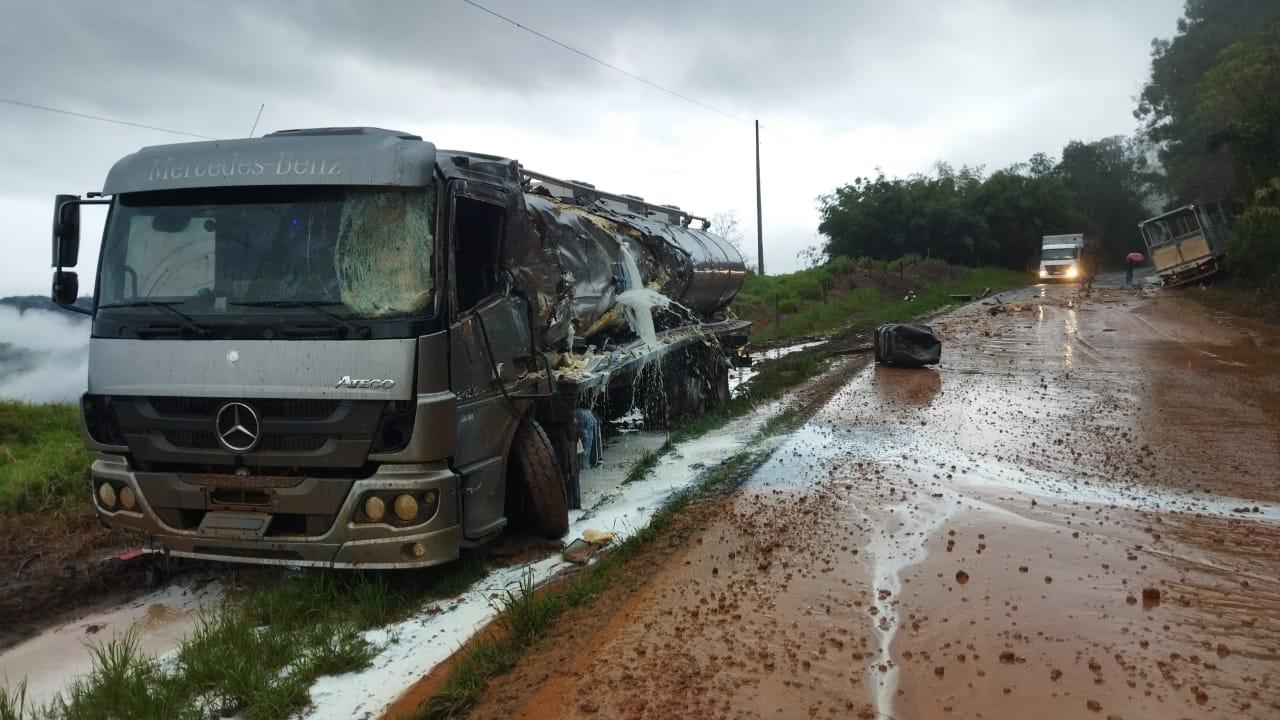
[{"left": 755, "top": 119, "right": 764, "bottom": 275}]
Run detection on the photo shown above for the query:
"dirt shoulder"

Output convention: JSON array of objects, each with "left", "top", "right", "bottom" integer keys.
[{"left": 1182, "top": 277, "right": 1280, "bottom": 328}]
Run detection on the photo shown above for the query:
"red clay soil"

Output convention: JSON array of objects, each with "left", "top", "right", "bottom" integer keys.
[{"left": 463, "top": 282, "right": 1280, "bottom": 720}]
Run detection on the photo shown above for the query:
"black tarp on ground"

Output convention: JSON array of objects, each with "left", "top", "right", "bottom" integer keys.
[{"left": 874, "top": 323, "right": 941, "bottom": 367}]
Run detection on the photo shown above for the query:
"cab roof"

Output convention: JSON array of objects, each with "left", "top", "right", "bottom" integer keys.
[{"left": 102, "top": 127, "right": 437, "bottom": 195}]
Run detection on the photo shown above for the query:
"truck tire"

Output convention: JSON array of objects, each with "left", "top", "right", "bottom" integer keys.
[{"left": 510, "top": 418, "right": 570, "bottom": 539}]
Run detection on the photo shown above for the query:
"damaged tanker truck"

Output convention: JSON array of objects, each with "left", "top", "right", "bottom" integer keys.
[{"left": 49, "top": 127, "right": 748, "bottom": 568}]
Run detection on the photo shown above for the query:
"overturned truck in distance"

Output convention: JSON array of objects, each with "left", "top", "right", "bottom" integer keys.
[{"left": 50, "top": 127, "right": 748, "bottom": 568}]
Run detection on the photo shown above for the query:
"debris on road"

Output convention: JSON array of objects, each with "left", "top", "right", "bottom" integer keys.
[
  {"left": 581, "top": 529, "right": 616, "bottom": 545},
  {"left": 873, "top": 323, "right": 941, "bottom": 367},
  {"left": 561, "top": 538, "right": 596, "bottom": 565}
]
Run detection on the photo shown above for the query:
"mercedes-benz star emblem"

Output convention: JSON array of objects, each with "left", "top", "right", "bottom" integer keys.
[{"left": 215, "top": 402, "right": 260, "bottom": 453}]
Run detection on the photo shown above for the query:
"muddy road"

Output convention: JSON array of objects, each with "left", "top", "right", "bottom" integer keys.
[{"left": 472, "top": 277, "right": 1280, "bottom": 720}]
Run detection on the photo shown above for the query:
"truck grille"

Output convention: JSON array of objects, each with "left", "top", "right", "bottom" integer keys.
[
  {"left": 163, "top": 430, "right": 328, "bottom": 452},
  {"left": 102, "top": 396, "right": 395, "bottom": 470}
]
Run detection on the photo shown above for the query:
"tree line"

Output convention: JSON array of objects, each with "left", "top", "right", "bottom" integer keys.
[{"left": 819, "top": 0, "right": 1280, "bottom": 285}]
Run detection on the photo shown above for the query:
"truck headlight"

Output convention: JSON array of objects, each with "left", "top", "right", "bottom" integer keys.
[
  {"left": 1066, "top": 266, "right": 1079, "bottom": 278},
  {"left": 364, "top": 495, "right": 387, "bottom": 522},
  {"left": 97, "top": 482, "right": 117, "bottom": 509},
  {"left": 1039, "top": 269, "right": 1048, "bottom": 278},
  {"left": 393, "top": 494, "right": 419, "bottom": 522},
  {"left": 119, "top": 486, "right": 137, "bottom": 510}
]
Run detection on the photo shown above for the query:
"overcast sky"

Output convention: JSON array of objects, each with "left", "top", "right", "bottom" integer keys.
[{"left": 0, "top": 0, "right": 1183, "bottom": 296}]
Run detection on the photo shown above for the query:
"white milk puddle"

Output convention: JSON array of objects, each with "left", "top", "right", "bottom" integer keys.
[
  {"left": 0, "top": 579, "right": 224, "bottom": 706},
  {"left": 304, "top": 398, "right": 789, "bottom": 719},
  {"left": 860, "top": 489, "right": 951, "bottom": 716}
]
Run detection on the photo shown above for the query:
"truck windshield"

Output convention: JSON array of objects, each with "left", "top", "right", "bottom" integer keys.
[
  {"left": 1041, "top": 248, "right": 1078, "bottom": 261},
  {"left": 98, "top": 185, "right": 436, "bottom": 320}
]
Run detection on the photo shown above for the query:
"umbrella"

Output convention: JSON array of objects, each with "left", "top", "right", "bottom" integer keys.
[{"left": 1126, "top": 252, "right": 1145, "bottom": 263}]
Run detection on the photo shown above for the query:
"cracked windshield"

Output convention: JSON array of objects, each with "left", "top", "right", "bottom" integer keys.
[{"left": 98, "top": 186, "right": 435, "bottom": 319}]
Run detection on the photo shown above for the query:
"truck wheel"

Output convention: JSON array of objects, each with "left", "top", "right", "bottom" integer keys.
[{"left": 510, "top": 418, "right": 570, "bottom": 539}]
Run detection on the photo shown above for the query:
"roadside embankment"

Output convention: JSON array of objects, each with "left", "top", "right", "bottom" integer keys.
[{"left": 732, "top": 256, "right": 1026, "bottom": 344}]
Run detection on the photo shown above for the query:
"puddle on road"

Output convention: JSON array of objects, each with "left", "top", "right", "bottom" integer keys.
[{"left": 729, "top": 340, "right": 828, "bottom": 398}]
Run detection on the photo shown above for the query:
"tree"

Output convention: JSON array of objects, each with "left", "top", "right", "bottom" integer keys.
[
  {"left": 1136, "top": 0, "right": 1280, "bottom": 202},
  {"left": 1056, "top": 137, "right": 1157, "bottom": 264},
  {"left": 969, "top": 168, "right": 1083, "bottom": 271},
  {"left": 1135, "top": 2, "right": 1280, "bottom": 286},
  {"left": 1193, "top": 27, "right": 1280, "bottom": 192},
  {"left": 1231, "top": 177, "right": 1280, "bottom": 289},
  {"left": 817, "top": 159, "right": 1082, "bottom": 270},
  {"left": 709, "top": 211, "right": 744, "bottom": 249}
]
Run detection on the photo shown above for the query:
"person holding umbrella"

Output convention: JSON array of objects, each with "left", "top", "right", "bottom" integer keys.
[{"left": 1124, "top": 251, "right": 1144, "bottom": 286}]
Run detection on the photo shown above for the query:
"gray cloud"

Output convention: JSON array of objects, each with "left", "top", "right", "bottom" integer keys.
[{"left": 1, "top": 0, "right": 1182, "bottom": 296}]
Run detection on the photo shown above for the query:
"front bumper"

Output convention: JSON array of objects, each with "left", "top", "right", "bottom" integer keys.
[
  {"left": 1039, "top": 266, "right": 1079, "bottom": 281},
  {"left": 91, "top": 454, "right": 462, "bottom": 569}
]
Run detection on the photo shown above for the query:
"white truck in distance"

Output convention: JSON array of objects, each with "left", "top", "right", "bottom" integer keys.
[{"left": 1038, "top": 234, "right": 1085, "bottom": 281}]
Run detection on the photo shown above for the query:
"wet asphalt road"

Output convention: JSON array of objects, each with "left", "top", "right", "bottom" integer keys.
[{"left": 487, "top": 277, "right": 1280, "bottom": 720}]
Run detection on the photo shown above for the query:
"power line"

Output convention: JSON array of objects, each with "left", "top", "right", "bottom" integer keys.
[
  {"left": 460, "top": 0, "right": 752, "bottom": 126},
  {"left": 756, "top": 122, "right": 800, "bottom": 145},
  {"left": 0, "top": 96, "right": 216, "bottom": 140}
]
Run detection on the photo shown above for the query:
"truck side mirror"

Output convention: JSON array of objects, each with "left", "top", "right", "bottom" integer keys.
[
  {"left": 52, "top": 194, "right": 81, "bottom": 267},
  {"left": 52, "top": 269, "right": 81, "bottom": 308}
]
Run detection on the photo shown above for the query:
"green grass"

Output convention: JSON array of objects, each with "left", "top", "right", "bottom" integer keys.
[
  {"left": 732, "top": 256, "right": 1026, "bottom": 342},
  {"left": 1, "top": 679, "right": 34, "bottom": 720},
  {"left": 0, "top": 401, "right": 93, "bottom": 529},
  {"left": 3, "top": 558, "right": 491, "bottom": 720}
]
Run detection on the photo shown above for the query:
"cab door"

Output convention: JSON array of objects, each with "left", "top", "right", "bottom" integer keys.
[{"left": 445, "top": 182, "right": 535, "bottom": 539}]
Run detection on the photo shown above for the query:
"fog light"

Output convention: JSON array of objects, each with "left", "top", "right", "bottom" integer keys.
[
  {"left": 364, "top": 495, "right": 386, "bottom": 522},
  {"left": 97, "top": 482, "right": 117, "bottom": 509},
  {"left": 393, "top": 494, "right": 419, "bottom": 522},
  {"left": 1066, "top": 265, "right": 1079, "bottom": 279},
  {"left": 118, "top": 486, "right": 137, "bottom": 510},
  {"left": 423, "top": 489, "right": 439, "bottom": 507},
  {"left": 405, "top": 542, "right": 427, "bottom": 559}
]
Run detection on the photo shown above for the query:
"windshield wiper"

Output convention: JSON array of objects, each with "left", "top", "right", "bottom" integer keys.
[
  {"left": 228, "top": 300, "right": 371, "bottom": 338},
  {"left": 98, "top": 300, "right": 209, "bottom": 335}
]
